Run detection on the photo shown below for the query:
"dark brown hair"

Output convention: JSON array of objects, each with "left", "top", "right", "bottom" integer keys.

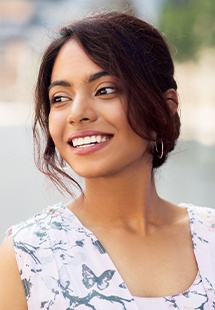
[{"left": 34, "top": 10, "right": 180, "bottom": 194}]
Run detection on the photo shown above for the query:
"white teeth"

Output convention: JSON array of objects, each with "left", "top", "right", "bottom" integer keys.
[
  {"left": 84, "top": 136, "right": 91, "bottom": 144},
  {"left": 90, "top": 136, "right": 97, "bottom": 143},
  {"left": 101, "top": 136, "right": 107, "bottom": 142},
  {"left": 73, "top": 138, "right": 78, "bottom": 146},
  {"left": 71, "top": 135, "right": 110, "bottom": 148},
  {"left": 77, "top": 137, "right": 84, "bottom": 146},
  {"left": 96, "top": 136, "right": 101, "bottom": 143},
  {"left": 78, "top": 144, "right": 92, "bottom": 148}
]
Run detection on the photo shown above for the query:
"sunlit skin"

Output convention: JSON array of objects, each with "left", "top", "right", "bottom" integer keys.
[
  {"left": 0, "top": 40, "right": 198, "bottom": 308},
  {"left": 48, "top": 40, "right": 198, "bottom": 297},
  {"left": 48, "top": 41, "right": 152, "bottom": 180},
  {"left": 48, "top": 39, "right": 161, "bottom": 232}
]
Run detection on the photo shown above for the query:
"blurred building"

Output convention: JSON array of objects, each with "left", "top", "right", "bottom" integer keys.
[
  {"left": 0, "top": 0, "right": 164, "bottom": 101},
  {"left": 1, "top": 0, "right": 215, "bottom": 140},
  {"left": 0, "top": 0, "right": 214, "bottom": 241}
]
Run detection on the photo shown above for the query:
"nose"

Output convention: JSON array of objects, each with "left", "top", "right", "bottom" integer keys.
[{"left": 67, "top": 94, "right": 98, "bottom": 125}]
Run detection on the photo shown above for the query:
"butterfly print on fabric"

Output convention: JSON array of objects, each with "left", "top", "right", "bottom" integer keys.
[
  {"left": 10, "top": 204, "right": 215, "bottom": 309},
  {"left": 82, "top": 264, "right": 115, "bottom": 290}
]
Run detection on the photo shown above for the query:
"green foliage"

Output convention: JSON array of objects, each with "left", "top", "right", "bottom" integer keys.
[{"left": 159, "top": 0, "right": 215, "bottom": 61}]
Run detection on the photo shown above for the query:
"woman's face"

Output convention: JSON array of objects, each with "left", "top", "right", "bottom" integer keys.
[{"left": 48, "top": 39, "right": 152, "bottom": 179}]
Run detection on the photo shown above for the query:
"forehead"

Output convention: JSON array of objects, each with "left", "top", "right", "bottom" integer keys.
[{"left": 51, "top": 39, "right": 102, "bottom": 83}]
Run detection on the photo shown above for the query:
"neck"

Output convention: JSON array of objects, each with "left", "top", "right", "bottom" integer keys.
[{"left": 71, "top": 164, "right": 164, "bottom": 232}]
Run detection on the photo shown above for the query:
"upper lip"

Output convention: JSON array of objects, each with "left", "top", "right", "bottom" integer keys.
[{"left": 67, "top": 130, "right": 113, "bottom": 143}]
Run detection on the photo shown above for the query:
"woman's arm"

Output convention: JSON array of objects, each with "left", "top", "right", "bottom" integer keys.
[{"left": 0, "top": 236, "right": 28, "bottom": 310}]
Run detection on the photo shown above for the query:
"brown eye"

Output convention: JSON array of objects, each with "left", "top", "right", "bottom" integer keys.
[
  {"left": 96, "top": 87, "right": 116, "bottom": 96},
  {"left": 50, "top": 96, "right": 70, "bottom": 104}
]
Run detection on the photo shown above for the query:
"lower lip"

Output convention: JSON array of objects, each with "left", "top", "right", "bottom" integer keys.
[{"left": 70, "top": 138, "right": 112, "bottom": 155}]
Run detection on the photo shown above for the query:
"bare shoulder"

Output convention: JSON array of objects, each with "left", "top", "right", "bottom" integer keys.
[
  {"left": 158, "top": 200, "right": 190, "bottom": 227},
  {"left": 0, "top": 236, "right": 28, "bottom": 310}
]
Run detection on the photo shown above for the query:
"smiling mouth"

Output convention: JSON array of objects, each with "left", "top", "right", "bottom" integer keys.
[{"left": 70, "top": 135, "right": 112, "bottom": 148}]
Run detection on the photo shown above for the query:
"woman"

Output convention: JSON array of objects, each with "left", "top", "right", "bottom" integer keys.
[{"left": 0, "top": 11, "right": 215, "bottom": 310}]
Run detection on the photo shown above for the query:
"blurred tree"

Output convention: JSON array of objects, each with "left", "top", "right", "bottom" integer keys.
[{"left": 159, "top": 0, "right": 215, "bottom": 61}]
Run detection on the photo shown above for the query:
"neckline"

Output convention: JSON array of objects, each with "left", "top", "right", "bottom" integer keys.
[
  {"left": 63, "top": 202, "right": 195, "bottom": 236},
  {"left": 133, "top": 271, "right": 201, "bottom": 300},
  {"left": 62, "top": 203, "right": 199, "bottom": 300}
]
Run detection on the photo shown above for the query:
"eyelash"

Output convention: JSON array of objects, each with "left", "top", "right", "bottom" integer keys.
[
  {"left": 50, "top": 96, "right": 70, "bottom": 104},
  {"left": 95, "top": 86, "right": 116, "bottom": 96},
  {"left": 50, "top": 86, "right": 118, "bottom": 105}
]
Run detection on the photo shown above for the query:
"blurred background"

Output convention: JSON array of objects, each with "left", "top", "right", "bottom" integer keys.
[{"left": 0, "top": 0, "right": 215, "bottom": 241}]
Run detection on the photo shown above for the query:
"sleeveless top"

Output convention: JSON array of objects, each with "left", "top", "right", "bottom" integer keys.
[
  {"left": 7, "top": 203, "right": 215, "bottom": 309},
  {"left": 133, "top": 272, "right": 206, "bottom": 309}
]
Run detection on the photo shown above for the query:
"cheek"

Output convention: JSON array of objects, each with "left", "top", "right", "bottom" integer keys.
[
  {"left": 119, "top": 116, "right": 150, "bottom": 154},
  {"left": 117, "top": 114, "right": 137, "bottom": 138},
  {"left": 105, "top": 104, "right": 128, "bottom": 130},
  {"left": 48, "top": 111, "right": 64, "bottom": 142},
  {"left": 48, "top": 113, "right": 55, "bottom": 139}
]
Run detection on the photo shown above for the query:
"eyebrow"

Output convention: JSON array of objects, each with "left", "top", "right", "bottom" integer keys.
[
  {"left": 48, "top": 80, "right": 71, "bottom": 91},
  {"left": 88, "top": 71, "right": 109, "bottom": 83},
  {"left": 48, "top": 71, "right": 110, "bottom": 92}
]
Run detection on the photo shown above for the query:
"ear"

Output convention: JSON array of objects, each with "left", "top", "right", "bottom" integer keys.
[{"left": 164, "top": 89, "right": 178, "bottom": 115}]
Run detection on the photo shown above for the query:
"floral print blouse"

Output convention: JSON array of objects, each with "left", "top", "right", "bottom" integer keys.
[{"left": 7, "top": 203, "right": 215, "bottom": 309}]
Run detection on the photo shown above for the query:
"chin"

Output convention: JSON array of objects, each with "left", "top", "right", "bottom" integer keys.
[{"left": 71, "top": 165, "right": 117, "bottom": 180}]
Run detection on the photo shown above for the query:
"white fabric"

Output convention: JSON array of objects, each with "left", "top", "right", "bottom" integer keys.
[{"left": 7, "top": 203, "right": 215, "bottom": 309}]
